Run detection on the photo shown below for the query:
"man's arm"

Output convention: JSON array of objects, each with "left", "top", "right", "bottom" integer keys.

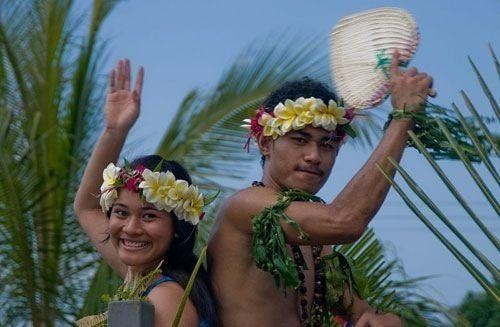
[
  {"left": 319, "top": 246, "right": 403, "bottom": 327},
  {"left": 226, "top": 52, "right": 433, "bottom": 245}
]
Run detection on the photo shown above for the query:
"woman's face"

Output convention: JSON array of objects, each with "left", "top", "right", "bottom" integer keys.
[{"left": 109, "top": 188, "right": 174, "bottom": 273}]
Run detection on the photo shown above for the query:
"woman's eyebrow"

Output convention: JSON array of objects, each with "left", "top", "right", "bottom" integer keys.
[
  {"left": 113, "top": 202, "right": 127, "bottom": 208},
  {"left": 141, "top": 205, "right": 159, "bottom": 211}
]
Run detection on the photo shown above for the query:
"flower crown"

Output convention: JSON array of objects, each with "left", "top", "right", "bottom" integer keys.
[
  {"left": 242, "top": 97, "right": 356, "bottom": 150},
  {"left": 99, "top": 162, "right": 205, "bottom": 225}
]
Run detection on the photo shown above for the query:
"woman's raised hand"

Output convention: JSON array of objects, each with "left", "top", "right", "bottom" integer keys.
[{"left": 105, "top": 59, "right": 144, "bottom": 134}]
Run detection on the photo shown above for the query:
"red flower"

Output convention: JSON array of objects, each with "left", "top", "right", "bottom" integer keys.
[
  {"left": 250, "top": 106, "right": 268, "bottom": 137},
  {"left": 125, "top": 177, "right": 140, "bottom": 192},
  {"left": 135, "top": 164, "right": 146, "bottom": 174},
  {"left": 344, "top": 108, "right": 356, "bottom": 121}
]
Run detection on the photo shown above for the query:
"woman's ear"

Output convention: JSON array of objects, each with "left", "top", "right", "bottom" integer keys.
[{"left": 257, "top": 134, "right": 273, "bottom": 156}]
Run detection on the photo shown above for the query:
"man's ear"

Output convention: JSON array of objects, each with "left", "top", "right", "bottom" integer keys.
[{"left": 257, "top": 134, "right": 273, "bottom": 156}]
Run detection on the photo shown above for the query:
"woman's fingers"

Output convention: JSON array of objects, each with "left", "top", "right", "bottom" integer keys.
[
  {"left": 109, "top": 69, "right": 116, "bottom": 93},
  {"left": 133, "top": 66, "right": 145, "bottom": 100},
  {"left": 118, "top": 60, "right": 126, "bottom": 89},
  {"left": 124, "top": 58, "right": 131, "bottom": 91},
  {"left": 109, "top": 58, "right": 143, "bottom": 99}
]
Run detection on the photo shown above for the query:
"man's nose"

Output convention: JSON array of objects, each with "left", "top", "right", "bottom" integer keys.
[{"left": 304, "top": 143, "right": 321, "bottom": 164}]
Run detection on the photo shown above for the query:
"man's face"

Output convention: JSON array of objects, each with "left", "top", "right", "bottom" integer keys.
[{"left": 260, "top": 125, "right": 340, "bottom": 194}]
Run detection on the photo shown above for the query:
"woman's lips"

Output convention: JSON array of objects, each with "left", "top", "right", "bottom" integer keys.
[{"left": 121, "top": 239, "right": 150, "bottom": 250}]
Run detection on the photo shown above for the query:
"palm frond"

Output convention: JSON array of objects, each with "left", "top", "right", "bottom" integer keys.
[
  {"left": 0, "top": 0, "right": 117, "bottom": 323},
  {"left": 335, "top": 228, "right": 455, "bottom": 326},
  {"left": 377, "top": 42, "right": 499, "bottom": 303}
]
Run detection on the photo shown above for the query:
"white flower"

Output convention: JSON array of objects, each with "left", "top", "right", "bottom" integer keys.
[
  {"left": 310, "top": 99, "right": 349, "bottom": 131},
  {"left": 167, "top": 180, "right": 189, "bottom": 204},
  {"left": 100, "top": 189, "right": 118, "bottom": 213},
  {"left": 174, "top": 185, "right": 204, "bottom": 224},
  {"left": 98, "top": 162, "right": 206, "bottom": 225},
  {"left": 138, "top": 169, "right": 176, "bottom": 210},
  {"left": 100, "top": 163, "right": 121, "bottom": 192}
]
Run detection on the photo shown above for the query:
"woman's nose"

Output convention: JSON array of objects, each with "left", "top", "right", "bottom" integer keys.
[{"left": 123, "top": 216, "right": 142, "bottom": 235}]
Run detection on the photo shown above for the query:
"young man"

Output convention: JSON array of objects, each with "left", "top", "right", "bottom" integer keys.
[{"left": 208, "top": 52, "right": 433, "bottom": 326}]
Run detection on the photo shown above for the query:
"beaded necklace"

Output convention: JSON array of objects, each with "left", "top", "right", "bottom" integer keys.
[{"left": 252, "top": 181, "right": 328, "bottom": 326}]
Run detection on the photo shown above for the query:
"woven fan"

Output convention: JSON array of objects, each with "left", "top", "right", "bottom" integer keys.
[{"left": 330, "top": 7, "right": 420, "bottom": 109}]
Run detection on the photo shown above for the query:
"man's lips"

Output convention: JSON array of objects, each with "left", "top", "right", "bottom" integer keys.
[{"left": 296, "top": 168, "right": 323, "bottom": 177}]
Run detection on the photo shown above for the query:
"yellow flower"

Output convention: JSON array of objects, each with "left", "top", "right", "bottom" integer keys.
[
  {"left": 311, "top": 99, "right": 349, "bottom": 131},
  {"left": 100, "top": 163, "right": 121, "bottom": 192},
  {"left": 260, "top": 113, "right": 283, "bottom": 139},
  {"left": 274, "top": 100, "right": 298, "bottom": 133},
  {"left": 293, "top": 97, "right": 315, "bottom": 129},
  {"left": 138, "top": 169, "right": 176, "bottom": 210},
  {"left": 174, "top": 185, "right": 204, "bottom": 225},
  {"left": 100, "top": 189, "right": 118, "bottom": 213},
  {"left": 166, "top": 179, "right": 189, "bottom": 208},
  {"left": 328, "top": 100, "right": 350, "bottom": 125}
]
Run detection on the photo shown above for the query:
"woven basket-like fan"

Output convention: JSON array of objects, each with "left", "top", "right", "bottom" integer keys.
[{"left": 330, "top": 7, "right": 420, "bottom": 109}]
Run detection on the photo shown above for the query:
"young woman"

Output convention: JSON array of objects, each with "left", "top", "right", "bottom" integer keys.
[{"left": 74, "top": 59, "right": 218, "bottom": 326}]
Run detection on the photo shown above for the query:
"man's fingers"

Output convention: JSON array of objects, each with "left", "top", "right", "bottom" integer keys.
[
  {"left": 124, "top": 58, "right": 131, "bottom": 91},
  {"left": 390, "top": 50, "right": 402, "bottom": 77},
  {"left": 417, "top": 75, "right": 436, "bottom": 97},
  {"left": 406, "top": 67, "right": 418, "bottom": 77},
  {"left": 133, "top": 66, "right": 145, "bottom": 99},
  {"left": 415, "top": 72, "right": 428, "bottom": 80}
]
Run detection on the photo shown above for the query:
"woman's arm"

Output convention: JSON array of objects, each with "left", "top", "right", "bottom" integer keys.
[
  {"left": 74, "top": 59, "right": 144, "bottom": 278},
  {"left": 147, "top": 283, "right": 200, "bottom": 327}
]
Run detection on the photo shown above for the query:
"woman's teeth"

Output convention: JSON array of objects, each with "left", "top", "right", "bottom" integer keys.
[{"left": 122, "top": 239, "right": 149, "bottom": 248}]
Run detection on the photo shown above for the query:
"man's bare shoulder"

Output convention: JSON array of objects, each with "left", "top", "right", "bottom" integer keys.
[{"left": 218, "top": 186, "right": 279, "bottom": 234}]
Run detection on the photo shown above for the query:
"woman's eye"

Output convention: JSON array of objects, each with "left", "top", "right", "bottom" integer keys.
[
  {"left": 143, "top": 213, "right": 157, "bottom": 220},
  {"left": 112, "top": 210, "right": 128, "bottom": 218}
]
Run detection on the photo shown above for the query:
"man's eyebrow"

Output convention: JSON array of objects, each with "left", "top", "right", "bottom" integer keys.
[
  {"left": 321, "top": 134, "right": 336, "bottom": 142},
  {"left": 289, "top": 130, "right": 311, "bottom": 138}
]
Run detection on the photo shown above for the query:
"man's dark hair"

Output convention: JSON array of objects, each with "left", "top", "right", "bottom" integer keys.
[
  {"left": 262, "top": 77, "right": 337, "bottom": 112},
  {"left": 260, "top": 77, "right": 339, "bottom": 165}
]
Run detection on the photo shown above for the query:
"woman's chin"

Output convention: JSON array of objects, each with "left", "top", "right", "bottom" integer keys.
[{"left": 118, "top": 248, "right": 153, "bottom": 267}]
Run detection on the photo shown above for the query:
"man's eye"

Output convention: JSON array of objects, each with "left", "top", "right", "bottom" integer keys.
[
  {"left": 293, "top": 137, "right": 307, "bottom": 144},
  {"left": 321, "top": 142, "right": 335, "bottom": 149}
]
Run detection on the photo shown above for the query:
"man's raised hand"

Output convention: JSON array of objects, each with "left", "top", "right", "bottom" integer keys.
[{"left": 390, "top": 51, "right": 434, "bottom": 113}]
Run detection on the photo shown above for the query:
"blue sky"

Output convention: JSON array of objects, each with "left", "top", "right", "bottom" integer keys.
[{"left": 95, "top": 0, "right": 499, "bottom": 306}]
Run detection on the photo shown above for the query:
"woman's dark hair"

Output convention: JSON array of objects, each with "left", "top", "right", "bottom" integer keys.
[
  {"left": 123, "top": 155, "right": 219, "bottom": 326},
  {"left": 260, "top": 77, "right": 339, "bottom": 165}
]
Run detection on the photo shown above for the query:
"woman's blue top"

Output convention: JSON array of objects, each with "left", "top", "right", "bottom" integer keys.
[{"left": 142, "top": 274, "right": 210, "bottom": 327}]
